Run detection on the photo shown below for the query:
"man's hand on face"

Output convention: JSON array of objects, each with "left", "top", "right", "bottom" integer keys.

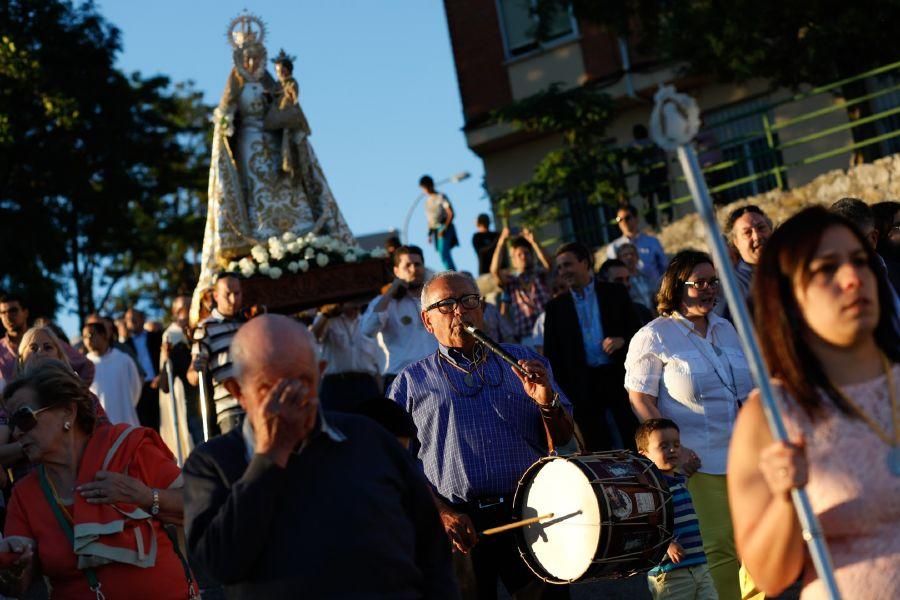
[{"left": 253, "top": 379, "right": 319, "bottom": 468}]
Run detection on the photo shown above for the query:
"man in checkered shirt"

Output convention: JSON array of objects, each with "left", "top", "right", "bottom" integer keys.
[{"left": 389, "top": 271, "right": 575, "bottom": 598}]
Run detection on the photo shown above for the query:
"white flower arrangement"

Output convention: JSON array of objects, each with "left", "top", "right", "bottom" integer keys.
[
  {"left": 213, "top": 106, "right": 235, "bottom": 138},
  {"left": 218, "top": 232, "right": 386, "bottom": 282}
]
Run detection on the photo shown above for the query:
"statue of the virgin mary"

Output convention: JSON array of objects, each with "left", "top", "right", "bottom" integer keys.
[{"left": 192, "top": 14, "right": 354, "bottom": 317}]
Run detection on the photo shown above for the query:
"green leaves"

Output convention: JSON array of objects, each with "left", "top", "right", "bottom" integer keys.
[
  {"left": 0, "top": 0, "right": 210, "bottom": 322},
  {"left": 490, "top": 84, "right": 627, "bottom": 229}
]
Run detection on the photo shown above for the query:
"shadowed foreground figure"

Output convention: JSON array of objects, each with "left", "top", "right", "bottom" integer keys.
[{"left": 183, "top": 314, "right": 457, "bottom": 599}]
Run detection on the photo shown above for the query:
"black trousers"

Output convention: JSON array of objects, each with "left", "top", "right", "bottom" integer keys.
[
  {"left": 136, "top": 380, "right": 160, "bottom": 431},
  {"left": 572, "top": 364, "right": 639, "bottom": 453},
  {"left": 452, "top": 499, "right": 569, "bottom": 600}
]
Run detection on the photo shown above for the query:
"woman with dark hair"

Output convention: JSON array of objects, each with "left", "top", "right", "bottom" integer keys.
[
  {"left": 625, "top": 249, "right": 753, "bottom": 600},
  {"left": 729, "top": 206, "right": 900, "bottom": 599},
  {"left": 0, "top": 360, "right": 195, "bottom": 598}
]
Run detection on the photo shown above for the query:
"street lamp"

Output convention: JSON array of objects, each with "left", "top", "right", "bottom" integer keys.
[{"left": 402, "top": 171, "right": 471, "bottom": 244}]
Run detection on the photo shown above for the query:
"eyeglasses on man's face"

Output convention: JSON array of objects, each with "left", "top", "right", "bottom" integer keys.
[
  {"left": 425, "top": 293, "right": 482, "bottom": 315},
  {"left": 615, "top": 214, "right": 636, "bottom": 224},
  {"left": 684, "top": 278, "right": 720, "bottom": 290}
]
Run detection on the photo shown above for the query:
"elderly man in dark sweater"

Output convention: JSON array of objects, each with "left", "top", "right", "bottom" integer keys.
[{"left": 183, "top": 314, "right": 458, "bottom": 599}]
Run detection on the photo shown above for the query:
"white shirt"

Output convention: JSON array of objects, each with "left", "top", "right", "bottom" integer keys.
[
  {"left": 359, "top": 293, "right": 437, "bottom": 375},
  {"left": 315, "top": 314, "right": 380, "bottom": 376},
  {"left": 624, "top": 312, "right": 753, "bottom": 474},
  {"left": 88, "top": 348, "right": 142, "bottom": 426}
]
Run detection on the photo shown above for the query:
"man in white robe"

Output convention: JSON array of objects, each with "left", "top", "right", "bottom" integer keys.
[{"left": 84, "top": 322, "right": 141, "bottom": 426}]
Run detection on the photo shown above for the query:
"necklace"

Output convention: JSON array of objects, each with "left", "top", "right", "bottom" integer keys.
[
  {"left": 831, "top": 354, "right": 900, "bottom": 476},
  {"left": 439, "top": 345, "right": 487, "bottom": 389}
]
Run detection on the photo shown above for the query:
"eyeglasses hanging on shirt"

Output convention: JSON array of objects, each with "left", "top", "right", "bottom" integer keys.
[
  {"left": 438, "top": 344, "right": 502, "bottom": 396},
  {"left": 683, "top": 324, "right": 742, "bottom": 407}
]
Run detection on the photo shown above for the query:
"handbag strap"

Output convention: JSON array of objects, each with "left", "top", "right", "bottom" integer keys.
[{"left": 37, "top": 466, "right": 105, "bottom": 600}]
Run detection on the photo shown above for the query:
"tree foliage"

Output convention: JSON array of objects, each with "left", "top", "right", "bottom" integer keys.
[
  {"left": 492, "top": 84, "right": 634, "bottom": 230},
  {"left": 537, "top": 0, "right": 900, "bottom": 87},
  {"left": 0, "top": 0, "right": 209, "bottom": 323},
  {"left": 499, "top": 0, "right": 900, "bottom": 230}
]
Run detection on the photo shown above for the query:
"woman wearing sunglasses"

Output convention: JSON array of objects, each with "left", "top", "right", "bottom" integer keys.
[
  {"left": 624, "top": 249, "right": 754, "bottom": 600},
  {"left": 729, "top": 207, "right": 900, "bottom": 598},
  {"left": 0, "top": 360, "right": 195, "bottom": 598}
]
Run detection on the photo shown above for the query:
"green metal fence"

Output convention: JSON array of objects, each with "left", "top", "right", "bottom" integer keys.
[{"left": 508, "top": 60, "right": 900, "bottom": 248}]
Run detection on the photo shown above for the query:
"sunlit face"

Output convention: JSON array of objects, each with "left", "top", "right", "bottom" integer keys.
[
  {"left": 606, "top": 265, "right": 631, "bottom": 289},
  {"left": 6, "top": 386, "right": 73, "bottom": 464},
  {"left": 616, "top": 209, "right": 639, "bottom": 236},
  {"left": 421, "top": 278, "right": 484, "bottom": 350},
  {"left": 732, "top": 212, "right": 772, "bottom": 265},
  {"left": 394, "top": 253, "right": 425, "bottom": 288},
  {"left": 617, "top": 246, "right": 639, "bottom": 270},
  {"left": 641, "top": 427, "right": 681, "bottom": 474},
  {"left": 795, "top": 225, "right": 879, "bottom": 348},
  {"left": 214, "top": 277, "right": 243, "bottom": 318},
  {"left": 680, "top": 262, "right": 718, "bottom": 318},
  {"left": 555, "top": 252, "right": 592, "bottom": 290},
  {"left": 511, "top": 245, "right": 534, "bottom": 272},
  {"left": 242, "top": 48, "right": 263, "bottom": 75},
  {"left": 0, "top": 301, "right": 28, "bottom": 333},
  {"left": 82, "top": 326, "right": 109, "bottom": 355},
  {"left": 21, "top": 330, "right": 61, "bottom": 363},
  {"left": 124, "top": 309, "right": 144, "bottom": 334}
]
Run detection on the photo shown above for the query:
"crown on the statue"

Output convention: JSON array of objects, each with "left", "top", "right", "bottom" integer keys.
[
  {"left": 227, "top": 12, "right": 267, "bottom": 50},
  {"left": 272, "top": 49, "right": 296, "bottom": 65}
]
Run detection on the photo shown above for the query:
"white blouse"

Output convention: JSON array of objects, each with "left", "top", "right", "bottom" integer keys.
[{"left": 624, "top": 312, "right": 753, "bottom": 474}]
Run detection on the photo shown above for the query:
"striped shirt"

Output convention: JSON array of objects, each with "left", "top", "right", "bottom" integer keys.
[
  {"left": 192, "top": 310, "right": 244, "bottom": 417},
  {"left": 388, "top": 343, "right": 572, "bottom": 504},
  {"left": 650, "top": 473, "right": 707, "bottom": 574}
]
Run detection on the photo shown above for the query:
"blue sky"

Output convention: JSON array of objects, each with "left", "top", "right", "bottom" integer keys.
[{"left": 63, "top": 0, "right": 489, "bottom": 334}]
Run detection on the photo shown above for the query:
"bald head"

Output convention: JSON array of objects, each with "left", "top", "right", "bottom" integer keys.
[{"left": 231, "top": 314, "right": 318, "bottom": 385}]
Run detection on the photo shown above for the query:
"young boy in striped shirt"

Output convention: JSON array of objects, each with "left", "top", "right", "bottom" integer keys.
[{"left": 636, "top": 418, "right": 718, "bottom": 599}]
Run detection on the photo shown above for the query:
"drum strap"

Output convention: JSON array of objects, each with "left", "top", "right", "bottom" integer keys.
[{"left": 540, "top": 416, "right": 556, "bottom": 456}]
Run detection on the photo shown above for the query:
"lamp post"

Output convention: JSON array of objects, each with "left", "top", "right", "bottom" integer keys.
[{"left": 402, "top": 171, "right": 471, "bottom": 244}]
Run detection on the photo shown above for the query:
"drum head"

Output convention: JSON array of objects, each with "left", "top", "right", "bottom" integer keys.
[{"left": 518, "top": 458, "right": 601, "bottom": 582}]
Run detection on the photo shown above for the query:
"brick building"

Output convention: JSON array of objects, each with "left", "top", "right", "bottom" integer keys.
[{"left": 442, "top": 0, "right": 865, "bottom": 247}]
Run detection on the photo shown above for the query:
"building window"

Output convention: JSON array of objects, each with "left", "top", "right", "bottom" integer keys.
[
  {"left": 496, "top": 0, "right": 577, "bottom": 59},
  {"left": 701, "top": 96, "right": 785, "bottom": 204}
]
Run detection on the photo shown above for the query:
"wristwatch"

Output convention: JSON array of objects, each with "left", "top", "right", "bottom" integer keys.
[
  {"left": 150, "top": 488, "right": 160, "bottom": 516},
  {"left": 540, "top": 392, "right": 561, "bottom": 411}
]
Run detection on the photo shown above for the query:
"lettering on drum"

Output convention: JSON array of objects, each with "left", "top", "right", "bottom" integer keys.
[{"left": 635, "top": 492, "right": 656, "bottom": 514}]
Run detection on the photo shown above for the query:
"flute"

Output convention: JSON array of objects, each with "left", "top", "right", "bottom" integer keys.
[{"left": 463, "top": 324, "right": 537, "bottom": 380}]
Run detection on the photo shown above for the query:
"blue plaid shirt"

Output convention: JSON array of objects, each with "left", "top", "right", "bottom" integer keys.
[{"left": 389, "top": 344, "right": 573, "bottom": 504}]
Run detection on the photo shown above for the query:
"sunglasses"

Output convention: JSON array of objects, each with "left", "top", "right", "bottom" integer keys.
[
  {"left": 614, "top": 214, "right": 636, "bottom": 224},
  {"left": 684, "top": 278, "right": 720, "bottom": 290},
  {"left": 9, "top": 405, "right": 53, "bottom": 433},
  {"left": 425, "top": 293, "right": 482, "bottom": 315}
]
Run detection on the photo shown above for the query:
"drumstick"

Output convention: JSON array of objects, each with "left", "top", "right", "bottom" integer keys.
[{"left": 480, "top": 513, "right": 554, "bottom": 536}]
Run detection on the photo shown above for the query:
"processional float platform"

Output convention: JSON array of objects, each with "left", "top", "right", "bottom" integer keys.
[{"left": 240, "top": 258, "right": 393, "bottom": 315}]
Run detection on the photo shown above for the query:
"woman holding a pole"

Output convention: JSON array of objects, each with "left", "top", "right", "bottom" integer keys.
[{"left": 729, "top": 206, "right": 900, "bottom": 599}]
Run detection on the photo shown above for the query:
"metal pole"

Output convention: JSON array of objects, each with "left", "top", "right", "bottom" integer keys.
[
  {"left": 676, "top": 144, "right": 842, "bottom": 600},
  {"left": 165, "top": 359, "right": 185, "bottom": 466},
  {"left": 197, "top": 369, "right": 212, "bottom": 443}
]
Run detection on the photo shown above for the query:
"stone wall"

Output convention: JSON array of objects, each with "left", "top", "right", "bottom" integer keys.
[{"left": 645, "top": 153, "right": 900, "bottom": 255}]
